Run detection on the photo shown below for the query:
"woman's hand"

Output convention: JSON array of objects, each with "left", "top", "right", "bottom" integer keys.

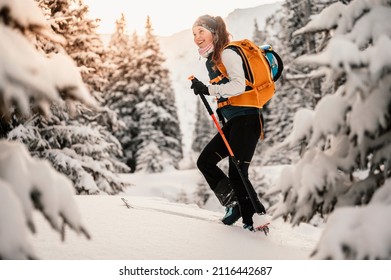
[{"left": 190, "top": 79, "right": 209, "bottom": 96}]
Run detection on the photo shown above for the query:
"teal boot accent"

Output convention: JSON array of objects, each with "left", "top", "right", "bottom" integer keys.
[
  {"left": 243, "top": 224, "right": 254, "bottom": 231},
  {"left": 222, "top": 204, "right": 241, "bottom": 225}
]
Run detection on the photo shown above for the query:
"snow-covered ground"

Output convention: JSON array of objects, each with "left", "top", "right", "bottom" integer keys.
[
  {"left": 4, "top": 168, "right": 389, "bottom": 279},
  {"left": 29, "top": 168, "right": 322, "bottom": 260}
]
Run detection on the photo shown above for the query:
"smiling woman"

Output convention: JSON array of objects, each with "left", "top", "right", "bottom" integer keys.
[{"left": 82, "top": 0, "right": 278, "bottom": 36}]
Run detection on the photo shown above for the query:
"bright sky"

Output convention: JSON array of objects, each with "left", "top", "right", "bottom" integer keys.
[{"left": 83, "top": 0, "right": 279, "bottom": 36}]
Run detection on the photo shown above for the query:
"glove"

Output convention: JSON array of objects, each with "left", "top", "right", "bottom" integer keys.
[{"left": 190, "top": 79, "right": 209, "bottom": 96}]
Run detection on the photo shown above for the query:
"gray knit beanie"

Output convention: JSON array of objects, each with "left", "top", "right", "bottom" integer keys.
[{"left": 193, "top": 15, "right": 217, "bottom": 33}]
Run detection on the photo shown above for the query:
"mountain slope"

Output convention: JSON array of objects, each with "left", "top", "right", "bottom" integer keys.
[{"left": 225, "top": 2, "right": 283, "bottom": 40}]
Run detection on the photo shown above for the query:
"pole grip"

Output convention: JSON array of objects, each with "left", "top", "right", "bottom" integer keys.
[{"left": 188, "top": 75, "right": 214, "bottom": 115}]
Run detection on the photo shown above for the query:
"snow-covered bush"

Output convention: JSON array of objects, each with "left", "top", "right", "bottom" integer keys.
[
  {"left": 269, "top": 0, "right": 391, "bottom": 259},
  {"left": 0, "top": 0, "right": 93, "bottom": 259},
  {"left": 0, "top": 141, "right": 90, "bottom": 259}
]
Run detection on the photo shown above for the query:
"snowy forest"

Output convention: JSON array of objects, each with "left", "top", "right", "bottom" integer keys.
[{"left": 1, "top": 0, "right": 390, "bottom": 260}]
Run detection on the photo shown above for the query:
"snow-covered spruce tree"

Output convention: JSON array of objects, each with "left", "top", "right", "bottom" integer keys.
[
  {"left": 176, "top": 189, "right": 190, "bottom": 204},
  {"left": 9, "top": 107, "right": 130, "bottom": 194},
  {"left": 0, "top": 0, "right": 92, "bottom": 259},
  {"left": 191, "top": 99, "right": 215, "bottom": 153},
  {"left": 247, "top": 6, "right": 308, "bottom": 206},
  {"left": 269, "top": 0, "right": 391, "bottom": 259},
  {"left": 254, "top": 0, "right": 340, "bottom": 167},
  {"left": 252, "top": 2, "right": 305, "bottom": 167},
  {"left": 38, "top": 0, "right": 109, "bottom": 99},
  {"left": 193, "top": 182, "right": 211, "bottom": 208},
  {"left": 252, "top": 19, "right": 266, "bottom": 47},
  {"left": 105, "top": 14, "right": 142, "bottom": 171},
  {"left": 190, "top": 95, "right": 217, "bottom": 204},
  {"left": 134, "top": 17, "right": 183, "bottom": 173},
  {"left": 14, "top": 0, "right": 131, "bottom": 194}
]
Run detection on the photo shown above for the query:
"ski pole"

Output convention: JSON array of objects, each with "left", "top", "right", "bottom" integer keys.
[{"left": 188, "top": 76, "right": 264, "bottom": 214}]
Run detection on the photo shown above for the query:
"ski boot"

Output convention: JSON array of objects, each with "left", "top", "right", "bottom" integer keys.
[{"left": 222, "top": 204, "right": 241, "bottom": 225}]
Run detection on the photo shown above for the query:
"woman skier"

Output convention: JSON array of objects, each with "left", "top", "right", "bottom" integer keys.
[{"left": 190, "top": 14, "right": 266, "bottom": 231}]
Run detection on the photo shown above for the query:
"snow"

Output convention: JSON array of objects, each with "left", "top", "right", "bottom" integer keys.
[
  {"left": 296, "top": 36, "right": 363, "bottom": 73},
  {"left": 0, "top": 0, "right": 48, "bottom": 28},
  {"left": 0, "top": 141, "right": 90, "bottom": 259},
  {"left": 284, "top": 108, "right": 314, "bottom": 147},
  {"left": 0, "top": 180, "right": 34, "bottom": 259},
  {"left": 313, "top": 178, "right": 391, "bottom": 259},
  {"left": 0, "top": 0, "right": 96, "bottom": 109},
  {"left": 0, "top": 25, "right": 58, "bottom": 114},
  {"left": 29, "top": 168, "right": 322, "bottom": 260},
  {"left": 48, "top": 53, "right": 96, "bottom": 109},
  {"left": 294, "top": 0, "right": 390, "bottom": 38},
  {"left": 309, "top": 95, "right": 349, "bottom": 147},
  {"left": 350, "top": 77, "right": 391, "bottom": 145},
  {"left": 1, "top": 0, "right": 390, "bottom": 269},
  {"left": 295, "top": 2, "right": 346, "bottom": 33},
  {"left": 365, "top": 35, "right": 391, "bottom": 80},
  {"left": 313, "top": 203, "right": 391, "bottom": 259},
  {"left": 347, "top": 6, "right": 391, "bottom": 47}
]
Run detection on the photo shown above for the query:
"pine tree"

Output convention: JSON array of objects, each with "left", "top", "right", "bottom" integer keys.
[
  {"left": 190, "top": 96, "right": 216, "bottom": 205},
  {"left": 254, "top": 0, "right": 338, "bottom": 167},
  {"left": 271, "top": 0, "right": 391, "bottom": 259},
  {"left": 193, "top": 183, "right": 211, "bottom": 207},
  {"left": 105, "top": 14, "right": 141, "bottom": 171},
  {"left": 176, "top": 189, "right": 190, "bottom": 204},
  {"left": 12, "top": 0, "right": 132, "bottom": 194},
  {"left": 42, "top": 0, "right": 107, "bottom": 96},
  {"left": 252, "top": 19, "right": 266, "bottom": 47},
  {"left": 135, "top": 97, "right": 169, "bottom": 173},
  {"left": 191, "top": 99, "right": 215, "bottom": 153},
  {"left": 134, "top": 17, "right": 183, "bottom": 172}
]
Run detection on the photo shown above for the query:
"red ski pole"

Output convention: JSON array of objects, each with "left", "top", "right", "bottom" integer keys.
[
  {"left": 188, "top": 76, "right": 234, "bottom": 157},
  {"left": 188, "top": 76, "right": 265, "bottom": 215}
]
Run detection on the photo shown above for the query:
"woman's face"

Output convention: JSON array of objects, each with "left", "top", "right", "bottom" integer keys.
[{"left": 192, "top": 26, "right": 213, "bottom": 48}]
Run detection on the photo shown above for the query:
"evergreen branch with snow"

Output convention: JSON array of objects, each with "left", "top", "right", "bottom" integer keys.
[
  {"left": 0, "top": 140, "right": 90, "bottom": 259},
  {"left": 8, "top": 113, "right": 131, "bottom": 194},
  {"left": 0, "top": 0, "right": 111, "bottom": 258},
  {"left": 269, "top": 0, "right": 391, "bottom": 259}
]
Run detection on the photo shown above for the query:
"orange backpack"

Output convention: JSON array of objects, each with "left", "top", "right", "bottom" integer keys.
[{"left": 210, "top": 39, "right": 283, "bottom": 109}]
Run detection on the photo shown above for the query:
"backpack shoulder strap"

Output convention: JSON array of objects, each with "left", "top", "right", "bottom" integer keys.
[
  {"left": 209, "top": 62, "right": 228, "bottom": 84},
  {"left": 208, "top": 43, "right": 236, "bottom": 84},
  {"left": 209, "top": 40, "right": 254, "bottom": 86},
  {"left": 223, "top": 41, "right": 254, "bottom": 86}
]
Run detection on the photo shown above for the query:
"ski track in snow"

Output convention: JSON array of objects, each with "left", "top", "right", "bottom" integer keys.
[{"left": 30, "top": 195, "right": 322, "bottom": 260}]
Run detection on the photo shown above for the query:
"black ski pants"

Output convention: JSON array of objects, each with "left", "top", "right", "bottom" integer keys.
[{"left": 196, "top": 113, "right": 261, "bottom": 202}]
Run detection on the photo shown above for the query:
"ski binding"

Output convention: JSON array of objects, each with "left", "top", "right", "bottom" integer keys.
[{"left": 254, "top": 222, "right": 270, "bottom": 235}]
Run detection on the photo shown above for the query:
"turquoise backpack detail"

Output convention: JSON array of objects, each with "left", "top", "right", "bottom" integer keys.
[{"left": 260, "top": 45, "right": 284, "bottom": 82}]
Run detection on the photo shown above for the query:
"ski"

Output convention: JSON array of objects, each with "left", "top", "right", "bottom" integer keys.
[
  {"left": 121, "top": 197, "right": 221, "bottom": 222},
  {"left": 121, "top": 197, "right": 270, "bottom": 235}
]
